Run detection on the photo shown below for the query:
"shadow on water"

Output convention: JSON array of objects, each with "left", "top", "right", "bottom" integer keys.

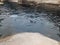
[
  {"left": 47, "top": 12, "right": 60, "bottom": 37},
  {"left": 0, "top": 19, "right": 4, "bottom": 27},
  {"left": 0, "top": 3, "right": 60, "bottom": 42}
]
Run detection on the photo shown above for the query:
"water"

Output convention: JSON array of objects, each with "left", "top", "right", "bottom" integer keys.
[{"left": 0, "top": 3, "right": 60, "bottom": 42}]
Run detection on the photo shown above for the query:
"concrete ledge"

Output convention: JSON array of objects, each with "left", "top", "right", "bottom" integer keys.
[{"left": 0, "top": 33, "right": 59, "bottom": 45}]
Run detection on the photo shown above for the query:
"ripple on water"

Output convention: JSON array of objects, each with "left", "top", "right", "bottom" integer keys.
[{"left": 0, "top": 4, "right": 60, "bottom": 42}]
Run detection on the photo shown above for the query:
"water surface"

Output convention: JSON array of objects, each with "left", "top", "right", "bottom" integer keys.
[{"left": 0, "top": 4, "right": 60, "bottom": 41}]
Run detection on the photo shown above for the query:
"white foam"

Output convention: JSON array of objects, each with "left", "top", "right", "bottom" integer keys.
[{"left": 10, "top": 15, "right": 18, "bottom": 17}]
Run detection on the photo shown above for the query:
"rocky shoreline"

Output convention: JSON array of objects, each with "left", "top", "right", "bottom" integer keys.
[
  {"left": 6, "top": 2, "right": 60, "bottom": 11},
  {"left": 0, "top": 1, "right": 60, "bottom": 11}
]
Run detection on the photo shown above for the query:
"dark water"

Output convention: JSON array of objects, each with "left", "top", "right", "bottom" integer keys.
[{"left": 0, "top": 3, "right": 60, "bottom": 41}]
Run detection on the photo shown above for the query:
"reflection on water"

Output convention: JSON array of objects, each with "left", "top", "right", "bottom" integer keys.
[{"left": 0, "top": 3, "right": 60, "bottom": 41}]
